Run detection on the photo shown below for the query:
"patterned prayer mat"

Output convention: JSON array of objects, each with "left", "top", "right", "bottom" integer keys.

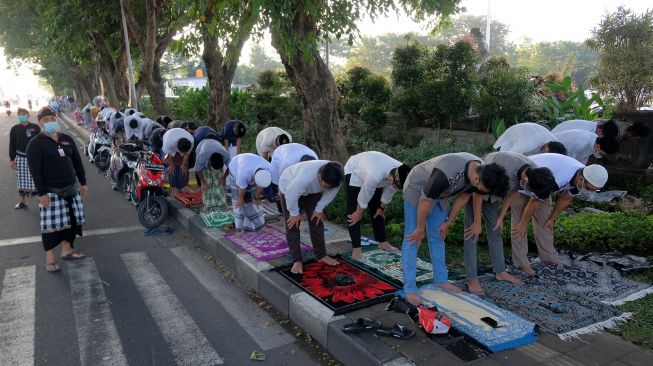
[
  {"left": 532, "top": 258, "right": 653, "bottom": 306},
  {"left": 200, "top": 208, "right": 234, "bottom": 228},
  {"left": 471, "top": 275, "right": 630, "bottom": 339},
  {"left": 278, "top": 260, "right": 398, "bottom": 315},
  {"left": 341, "top": 248, "right": 434, "bottom": 287},
  {"left": 175, "top": 191, "right": 203, "bottom": 207},
  {"left": 416, "top": 286, "right": 537, "bottom": 353},
  {"left": 224, "top": 226, "right": 311, "bottom": 261},
  {"left": 299, "top": 220, "right": 350, "bottom": 244}
]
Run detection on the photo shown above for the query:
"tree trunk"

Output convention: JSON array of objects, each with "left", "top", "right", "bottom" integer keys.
[
  {"left": 202, "top": 34, "right": 226, "bottom": 130},
  {"left": 144, "top": 60, "right": 169, "bottom": 116},
  {"left": 114, "top": 45, "right": 130, "bottom": 103},
  {"left": 270, "top": 13, "right": 347, "bottom": 162},
  {"left": 100, "top": 69, "right": 119, "bottom": 107}
]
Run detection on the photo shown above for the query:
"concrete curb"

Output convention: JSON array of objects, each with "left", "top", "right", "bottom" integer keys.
[{"left": 60, "top": 113, "right": 413, "bottom": 365}]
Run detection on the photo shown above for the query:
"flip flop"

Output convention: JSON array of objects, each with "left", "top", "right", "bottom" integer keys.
[
  {"left": 61, "top": 251, "right": 87, "bottom": 260},
  {"left": 14, "top": 202, "right": 27, "bottom": 209},
  {"left": 374, "top": 323, "right": 415, "bottom": 340},
  {"left": 46, "top": 261, "right": 61, "bottom": 273},
  {"left": 342, "top": 318, "right": 381, "bottom": 334}
]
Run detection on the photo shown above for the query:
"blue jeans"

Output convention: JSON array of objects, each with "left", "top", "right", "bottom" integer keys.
[{"left": 401, "top": 200, "right": 449, "bottom": 293}]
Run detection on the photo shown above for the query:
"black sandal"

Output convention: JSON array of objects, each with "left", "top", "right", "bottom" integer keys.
[
  {"left": 374, "top": 323, "right": 415, "bottom": 340},
  {"left": 14, "top": 202, "right": 27, "bottom": 209},
  {"left": 342, "top": 318, "right": 381, "bottom": 334}
]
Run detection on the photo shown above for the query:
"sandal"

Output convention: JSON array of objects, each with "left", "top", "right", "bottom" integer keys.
[
  {"left": 14, "top": 202, "right": 27, "bottom": 209},
  {"left": 374, "top": 323, "right": 415, "bottom": 340},
  {"left": 342, "top": 318, "right": 381, "bottom": 334},
  {"left": 46, "top": 261, "right": 61, "bottom": 273},
  {"left": 61, "top": 251, "right": 87, "bottom": 260}
]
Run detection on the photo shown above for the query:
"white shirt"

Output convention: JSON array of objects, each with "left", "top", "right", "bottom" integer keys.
[
  {"left": 493, "top": 122, "right": 556, "bottom": 155},
  {"left": 270, "top": 143, "right": 318, "bottom": 185},
  {"left": 551, "top": 119, "right": 597, "bottom": 134},
  {"left": 529, "top": 153, "right": 584, "bottom": 193},
  {"left": 228, "top": 153, "right": 272, "bottom": 190},
  {"left": 194, "top": 139, "right": 231, "bottom": 171},
  {"left": 139, "top": 118, "right": 154, "bottom": 137},
  {"left": 124, "top": 115, "right": 143, "bottom": 140},
  {"left": 279, "top": 160, "right": 340, "bottom": 216},
  {"left": 162, "top": 128, "right": 194, "bottom": 157},
  {"left": 344, "top": 151, "right": 401, "bottom": 208},
  {"left": 554, "top": 129, "right": 598, "bottom": 165},
  {"left": 255, "top": 127, "right": 292, "bottom": 157}
]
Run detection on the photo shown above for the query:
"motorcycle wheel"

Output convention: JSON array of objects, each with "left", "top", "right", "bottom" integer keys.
[
  {"left": 94, "top": 151, "right": 111, "bottom": 171},
  {"left": 138, "top": 196, "right": 168, "bottom": 228},
  {"left": 117, "top": 171, "right": 128, "bottom": 192}
]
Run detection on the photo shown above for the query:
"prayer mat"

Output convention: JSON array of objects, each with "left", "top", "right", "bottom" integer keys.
[
  {"left": 414, "top": 285, "right": 537, "bottom": 353},
  {"left": 175, "top": 191, "right": 203, "bottom": 207},
  {"left": 225, "top": 226, "right": 311, "bottom": 261},
  {"left": 299, "top": 220, "right": 350, "bottom": 244},
  {"left": 471, "top": 274, "right": 630, "bottom": 340},
  {"left": 532, "top": 258, "right": 653, "bottom": 306},
  {"left": 200, "top": 208, "right": 234, "bottom": 228},
  {"left": 278, "top": 260, "right": 398, "bottom": 315},
  {"left": 341, "top": 248, "right": 434, "bottom": 287},
  {"left": 261, "top": 201, "right": 281, "bottom": 216}
]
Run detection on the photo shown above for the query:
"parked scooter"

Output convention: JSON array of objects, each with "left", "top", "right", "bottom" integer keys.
[
  {"left": 108, "top": 143, "right": 140, "bottom": 192},
  {"left": 86, "top": 120, "right": 112, "bottom": 170},
  {"left": 127, "top": 151, "right": 169, "bottom": 228}
]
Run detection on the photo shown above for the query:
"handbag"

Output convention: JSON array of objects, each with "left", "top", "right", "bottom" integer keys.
[{"left": 47, "top": 183, "right": 79, "bottom": 199}]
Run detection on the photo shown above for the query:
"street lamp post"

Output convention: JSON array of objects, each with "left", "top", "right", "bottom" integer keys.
[{"left": 120, "top": 0, "right": 138, "bottom": 110}]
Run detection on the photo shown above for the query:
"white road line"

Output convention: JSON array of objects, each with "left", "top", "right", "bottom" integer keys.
[
  {"left": 121, "top": 252, "right": 223, "bottom": 366},
  {"left": 171, "top": 246, "right": 295, "bottom": 351},
  {"left": 0, "top": 266, "right": 36, "bottom": 366},
  {"left": 0, "top": 226, "right": 144, "bottom": 247},
  {"left": 68, "top": 259, "right": 128, "bottom": 366}
]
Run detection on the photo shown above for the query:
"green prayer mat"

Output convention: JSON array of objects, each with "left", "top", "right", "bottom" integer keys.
[
  {"left": 341, "top": 247, "right": 434, "bottom": 287},
  {"left": 200, "top": 208, "right": 234, "bottom": 228}
]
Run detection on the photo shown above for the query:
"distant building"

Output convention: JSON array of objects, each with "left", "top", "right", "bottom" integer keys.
[{"left": 166, "top": 77, "right": 251, "bottom": 97}]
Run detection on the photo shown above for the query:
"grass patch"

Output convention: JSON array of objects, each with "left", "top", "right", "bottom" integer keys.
[{"left": 617, "top": 270, "right": 653, "bottom": 350}]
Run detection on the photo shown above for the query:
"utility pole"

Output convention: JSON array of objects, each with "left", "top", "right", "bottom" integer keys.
[
  {"left": 120, "top": 0, "right": 138, "bottom": 109},
  {"left": 485, "top": 0, "right": 491, "bottom": 54}
]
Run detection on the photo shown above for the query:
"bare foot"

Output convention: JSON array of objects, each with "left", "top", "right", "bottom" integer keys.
[
  {"left": 406, "top": 292, "right": 422, "bottom": 306},
  {"left": 519, "top": 266, "right": 536, "bottom": 277},
  {"left": 466, "top": 278, "right": 485, "bottom": 296},
  {"left": 291, "top": 261, "right": 303, "bottom": 274},
  {"left": 438, "top": 282, "right": 462, "bottom": 294},
  {"left": 378, "top": 241, "right": 399, "bottom": 253},
  {"left": 352, "top": 248, "right": 363, "bottom": 261},
  {"left": 496, "top": 271, "right": 524, "bottom": 285},
  {"left": 319, "top": 256, "right": 339, "bottom": 266},
  {"left": 260, "top": 225, "right": 271, "bottom": 233}
]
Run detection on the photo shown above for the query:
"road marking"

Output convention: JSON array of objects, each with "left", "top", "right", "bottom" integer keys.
[
  {"left": 121, "top": 252, "right": 223, "bottom": 366},
  {"left": 0, "top": 266, "right": 36, "bottom": 366},
  {"left": 0, "top": 226, "right": 144, "bottom": 247},
  {"left": 172, "top": 246, "right": 295, "bottom": 351},
  {"left": 68, "top": 259, "right": 128, "bottom": 366}
]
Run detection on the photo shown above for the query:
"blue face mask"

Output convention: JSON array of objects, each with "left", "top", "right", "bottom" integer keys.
[
  {"left": 43, "top": 121, "right": 60, "bottom": 134},
  {"left": 18, "top": 115, "right": 28, "bottom": 123}
]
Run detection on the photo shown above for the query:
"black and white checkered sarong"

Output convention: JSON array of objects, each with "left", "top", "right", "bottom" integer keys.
[
  {"left": 39, "top": 192, "right": 86, "bottom": 233},
  {"left": 15, "top": 155, "right": 36, "bottom": 191}
]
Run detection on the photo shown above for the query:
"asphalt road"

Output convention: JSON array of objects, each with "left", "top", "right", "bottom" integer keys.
[{"left": 0, "top": 111, "right": 322, "bottom": 366}]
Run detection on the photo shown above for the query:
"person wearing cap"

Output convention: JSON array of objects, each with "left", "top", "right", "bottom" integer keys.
[
  {"left": 194, "top": 139, "right": 231, "bottom": 212},
  {"left": 551, "top": 119, "right": 619, "bottom": 138},
  {"left": 9, "top": 107, "right": 41, "bottom": 209},
  {"left": 493, "top": 122, "right": 567, "bottom": 156},
  {"left": 554, "top": 129, "right": 619, "bottom": 165},
  {"left": 227, "top": 153, "right": 273, "bottom": 235},
  {"left": 401, "top": 153, "right": 510, "bottom": 305},
  {"left": 162, "top": 128, "right": 195, "bottom": 192},
  {"left": 462, "top": 151, "right": 558, "bottom": 295},
  {"left": 255, "top": 126, "right": 292, "bottom": 161},
  {"left": 511, "top": 153, "right": 608, "bottom": 275},
  {"left": 279, "top": 160, "right": 345, "bottom": 274},
  {"left": 26, "top": 107, "right": 88, "bottom": 273},
  {"left": 220, "top": 119, "right": 246, "bottom": 157},
  {"left": 344, "top": 151, "right": 411, "bottom": 260}
]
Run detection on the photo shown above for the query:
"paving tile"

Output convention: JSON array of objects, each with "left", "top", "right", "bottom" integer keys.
[
  {"left": 579, "top": 333, "right": 646, "bottom": 360},
  {"left": 488, "top": 349, "right": 541, "bottom": 366},
  {"left": 565, "top": 344, "right": 618, "bottom": 366},
  {"left": 289, "top": 292, "right": 345, "bottom": 346},
  {"left": 382, "top": 357, "right": 416, "bottom": 366},
  {"left": 537, "top": 332, "right": 584, "bottom": 354},
  {"left": 619, "top": 350, "right": 653, "bottom": 366},
  {"left": 327, "top": 318, "right": 399, "bottom": 365}
]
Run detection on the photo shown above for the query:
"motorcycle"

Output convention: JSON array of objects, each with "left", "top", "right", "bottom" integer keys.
[
  {"left": 127, "top": 151, "right": 169, "bottom": 228},
  {"left": 86, "top": 129, "right": 113, "bottom": 170},
  {"left": 108, "top": 143, "right": 140, "bottom": 192},
  {"left": 5, "top": 108, "right": 11, "bottom": 116}
]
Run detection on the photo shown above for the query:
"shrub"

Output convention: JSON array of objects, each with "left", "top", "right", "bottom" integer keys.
[
  {"left": 168, "top": 86, "right": 210, "bottom": 124},
  {"left": 337, "top": 66, "right": 391, "bottom": 129},
  {"left": 476, "top": 57, "right": 533, "bottom": 124}
]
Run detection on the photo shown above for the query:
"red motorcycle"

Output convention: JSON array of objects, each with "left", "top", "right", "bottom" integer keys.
[{"left": 128, "top": 151, "right": 169, "bottom": 228}]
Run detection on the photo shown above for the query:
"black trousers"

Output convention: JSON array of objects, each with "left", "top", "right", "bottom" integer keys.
[{"left": 345, "top": 174, "right": 387, "bottom": 248}]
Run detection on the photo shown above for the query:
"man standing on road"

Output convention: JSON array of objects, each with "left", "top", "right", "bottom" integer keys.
[
  {"left": 9, "top": 107, "right": 41, "bottom": 209},
  {"left": 26, "top": 107, "right": 88, "bottom": 273}
]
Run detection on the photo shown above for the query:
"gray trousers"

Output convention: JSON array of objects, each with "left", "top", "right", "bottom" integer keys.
[{"left": 464, "top": 199, "right": 506, "bottom": 279}]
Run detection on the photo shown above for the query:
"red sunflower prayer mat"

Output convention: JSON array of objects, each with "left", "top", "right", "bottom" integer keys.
[
  {"left": 277, "top": 260, "right": 398, "bottom": 315},
  {"left": 224, "top": 226, "right": 312, "bottom": 261},
  {"left": 175, "top": 191, "right": 203, "bottom": 207}
]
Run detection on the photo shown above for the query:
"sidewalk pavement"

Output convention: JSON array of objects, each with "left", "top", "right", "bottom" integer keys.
[{"left": 60, "top": 113, "right": 653, "bottom": 366}]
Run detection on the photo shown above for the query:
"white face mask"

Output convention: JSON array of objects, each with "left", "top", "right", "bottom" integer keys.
[{"left": 593, "top": 150, "right": 603, "bottom": 159}]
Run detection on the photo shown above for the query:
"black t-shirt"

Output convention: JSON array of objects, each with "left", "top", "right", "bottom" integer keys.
[
  {"left": 221, "top": 120, "right": 242, "bottom": 145},
  {"left": 26, "top": 133, "right": 86, "bottom": 196},
  {"left": 9, "top": 122, "right": 41, "bottom": 159}
]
